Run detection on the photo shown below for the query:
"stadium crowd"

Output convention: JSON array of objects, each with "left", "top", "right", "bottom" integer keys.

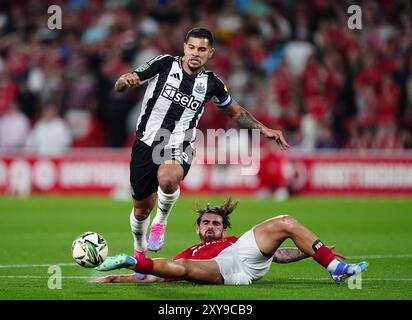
[{"left": 0, "top": 0, "right": 412, "bottom": 154}]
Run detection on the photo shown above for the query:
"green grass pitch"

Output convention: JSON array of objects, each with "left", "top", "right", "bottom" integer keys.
[{"left": 0, "top": 195, "right": 411, "bottom": 300}]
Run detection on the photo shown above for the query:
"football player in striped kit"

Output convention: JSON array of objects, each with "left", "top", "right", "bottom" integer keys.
[{"left": 115, "top": 27, "right": 289, "bottom": 261}]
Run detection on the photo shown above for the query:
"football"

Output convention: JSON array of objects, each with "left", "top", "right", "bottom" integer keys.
[{"left": 71, "top": 232, "right": 108, "bottom": 268}]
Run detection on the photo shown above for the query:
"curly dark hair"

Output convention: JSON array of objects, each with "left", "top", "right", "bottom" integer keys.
[{"left": 195, "top": 197, "right": 238, "bottom": 229}]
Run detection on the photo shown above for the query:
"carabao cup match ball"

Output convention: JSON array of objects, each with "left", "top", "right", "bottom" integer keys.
[{"left": 71, "top": 232, "right": 108, "bottom": 268}]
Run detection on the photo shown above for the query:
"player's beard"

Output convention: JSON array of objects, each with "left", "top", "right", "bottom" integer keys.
[
  {"left": 184, "top": 57, "right": 204, "bottom": 74},
  {"left": 201, "top": 229, "right": 222, "bottom": 242},
  {"left": 187, "top": 63, "right": 202, "bottom": 73}
]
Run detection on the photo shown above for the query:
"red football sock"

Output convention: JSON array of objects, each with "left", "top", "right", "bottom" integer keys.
[
  {"left": 312, "top": 245, "right": 336, "bottom": 268},
  {"left": 133, "top": 256, "right": 154, "bottom": 274}
]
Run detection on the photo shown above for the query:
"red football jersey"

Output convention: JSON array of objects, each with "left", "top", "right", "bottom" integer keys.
[
  {"left": 161, "top": 236, "right": 239, "bottom": 282},
  {"left": 173, "top": 236, "right": 239, "bottom": 260}
]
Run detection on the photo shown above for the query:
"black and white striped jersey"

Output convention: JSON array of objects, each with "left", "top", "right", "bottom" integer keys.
[{"left": 133, "top": 54, "right": 233, "bottom": 148}]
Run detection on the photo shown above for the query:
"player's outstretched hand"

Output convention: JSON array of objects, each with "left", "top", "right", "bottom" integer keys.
[
  {"left": 120, "top": 72, "right": 141, "bottom": 87},
  {"left": 90, "top": 274, "right": 145, "bottom": 283},
  {"left": 90, "top": 275, "right": 118, "bottom": 283},
  {"left": 263, "top": 128, "right": 290, "bottom": 150}
]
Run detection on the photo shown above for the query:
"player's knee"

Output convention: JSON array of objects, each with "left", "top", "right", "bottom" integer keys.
[
  {"left": 271, "top": 214, "right": 297, "bottom": 234},
  {"left": 280, "top": 215, "right": 299, "bottom": 234},
  {"left": 133, "top": 207, "right": 151, "bottom": 220},
  {"left": 173, "top": 259, "right": 191, "bottom": 278},
  {"left": 158, "top": 174, "right": 180, "bottom": 193}
]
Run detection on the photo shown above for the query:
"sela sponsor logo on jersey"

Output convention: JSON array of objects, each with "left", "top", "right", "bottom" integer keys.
[{"left": 161, "top": 84, "right": 202, "bottom": 111}]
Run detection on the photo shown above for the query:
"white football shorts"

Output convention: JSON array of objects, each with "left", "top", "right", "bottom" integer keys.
[{"left": 212, "top": 227, "right": 273, "bottom": 285}]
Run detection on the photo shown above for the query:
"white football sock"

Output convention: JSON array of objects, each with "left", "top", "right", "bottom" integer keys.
[
  {"left": 326, "top": 259, "right": 342, "bottom": 273},
  {"left": 152, "top": 186, "right": 180, "bottom": 225},
  {"left": 130, "top": 208, "right": 150, "bottom": 252}
]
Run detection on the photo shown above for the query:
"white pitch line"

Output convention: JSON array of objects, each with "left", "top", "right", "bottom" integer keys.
[
  {"left": 0, "top": 275, "right": 92, "bottom": 279},
  {"left": 0, "top": 254, "right": 410, "bottom": 269},
  {"left": 0, "top": 263, "right": 76, "bottom": 269},
  {"left": 290, "top": 277, "right": 412, "bottom": 281},
  {"left": 363, "top": 279, "right": 412, "bottom": 281},
  {"left": 0, "top": 275, "right": 412, "bottom": 282},
  {"left": 348, "top": 254, "right": 412, "bottom": 259}
]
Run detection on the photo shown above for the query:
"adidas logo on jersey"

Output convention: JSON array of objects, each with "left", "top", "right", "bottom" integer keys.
[
  {"left": 170, "top": 73, "right": 181, "bottom": 80},
  {"left": 161, "top": 84, "right": 202, "bottom": 111}
]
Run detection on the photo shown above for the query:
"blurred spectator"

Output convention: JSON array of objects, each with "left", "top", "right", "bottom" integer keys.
[
  {"left": 0, "top": 102, "right": 30, "bottom": 151},
  {"left": 316, "top": 124, "right": 339, "bottom": 149},
  {"left": 25, "top": 104, "right": 72, "bottom": 155},
  {"left": 283, "top": 39, "right": 315, "bottom": 77},
  {"left": 398, "top": 128, "right": 412, "bottom": 149},
  {"left": 66, "top": 109, "right": 108, "bottom": 147},
  {"left": 300, "top": 113, "right": 318, "bottom": 151},
  {"left": 16, "top": 80, "right": 39, "bottom": 121},
  {"left": 270, "top": 59, "right": 295, "bottom": 117},
  {"left": 355, "top": 83, "right": 379, "bottom": 126},
  {"left": 0, "top": 73, "right": 18, "bottom": 116},
  {"left": 378, "top": 73, "right": 401, "bottom": 124}
]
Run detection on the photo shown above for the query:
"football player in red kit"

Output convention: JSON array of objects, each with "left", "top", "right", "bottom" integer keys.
[{"left": 94, "top": 198, "right": 368, "bottom": 285}]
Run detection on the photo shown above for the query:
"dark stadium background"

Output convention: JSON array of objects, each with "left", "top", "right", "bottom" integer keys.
[{"left": 1, "top": 0, "right": 411, "bottom": 150}]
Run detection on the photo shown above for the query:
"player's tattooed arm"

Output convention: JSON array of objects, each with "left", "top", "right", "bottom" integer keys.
[
  {"left": 272, "top": 245, "right": 346, "bottom": 264},
  {"left": 223, "top": 102, "right": 290, "bottom": 150},
  {"left": 272, "top": 248, "right": 309, "bottom": 264},
  {"left": 223, "top": 101, "right": 264, "bottom": 130},
  {"left": 236, "top": 111, "right": 265, "bottom": 131},
  {"left": 115, "top": 72, "right": 141, "bottom": 92}
]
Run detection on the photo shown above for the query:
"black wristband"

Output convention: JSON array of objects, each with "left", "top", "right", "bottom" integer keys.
[{"left": 312, "top": 239, "right": 324, "bottom": 251}]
